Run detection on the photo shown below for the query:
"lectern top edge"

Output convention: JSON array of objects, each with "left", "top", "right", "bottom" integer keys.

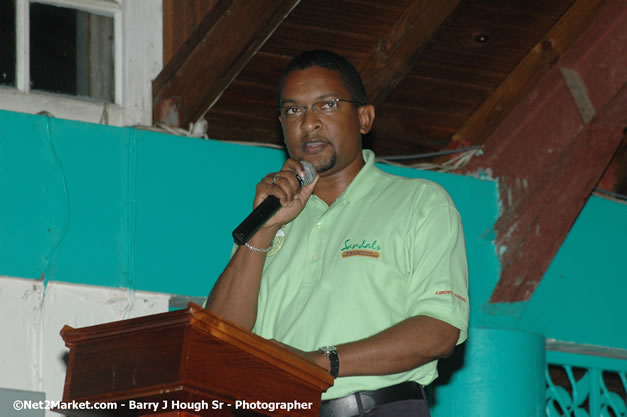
[
  {"left": 59, "top": 302, "right": 334, "bottom": 390},
  {"left": 187, "top": 304, "right": 334, "bottom": 388},
  {"left": 60, "top": 304, "right": 194, "bottom": 344}
]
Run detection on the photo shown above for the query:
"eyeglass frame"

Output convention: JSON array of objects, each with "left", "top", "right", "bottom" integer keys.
[{"left": 277, "top": 98, "right": 364, "bottom": 119}]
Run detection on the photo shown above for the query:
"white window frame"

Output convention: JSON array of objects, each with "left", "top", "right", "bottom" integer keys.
[{"left": 0, "top": 0, "right": 163, "bottom": 127}]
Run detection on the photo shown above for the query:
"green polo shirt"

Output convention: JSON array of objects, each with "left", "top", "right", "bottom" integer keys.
[{"left": 252, "top": 150, "right": 469, "bottom": 400}]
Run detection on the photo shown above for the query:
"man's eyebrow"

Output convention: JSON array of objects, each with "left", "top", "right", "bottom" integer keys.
[
  {"left": 281, "top": 93, "right": 342, "bottom": 105},
  {"left": 317, "top": 93, "right": 341, "bottom": 100}
]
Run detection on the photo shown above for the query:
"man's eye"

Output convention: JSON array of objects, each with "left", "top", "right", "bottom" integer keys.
[
  {"left": 285, "top": 106, "right": 302, "bottom": 115},
  {"left": 320, "top": 100, "right": 338, "bottom": 110}
]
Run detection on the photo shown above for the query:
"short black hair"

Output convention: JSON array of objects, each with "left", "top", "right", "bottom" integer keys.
[{"left": 278, "top": 50, "right": 367, "bottom": 105}]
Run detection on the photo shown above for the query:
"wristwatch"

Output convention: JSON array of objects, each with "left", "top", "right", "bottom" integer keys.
[{"left": 317, "top": 345, "right": 339, "bottom": 378}]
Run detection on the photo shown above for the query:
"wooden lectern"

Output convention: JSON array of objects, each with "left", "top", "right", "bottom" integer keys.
[{"left": 57, "top": 303, "right": 333, "bottom": 417}]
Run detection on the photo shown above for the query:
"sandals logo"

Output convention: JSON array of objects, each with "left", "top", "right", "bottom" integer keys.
[{"left": 341, "top": 239, "right": 381, "bottom": 259}]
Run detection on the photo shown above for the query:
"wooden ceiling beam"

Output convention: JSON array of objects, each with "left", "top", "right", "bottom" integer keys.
[
  {"left": 162, "top": 0, "right": 218, "bottom": 64},
  {"left": 358, "top": 0, "right": 461, "bottom": 109},
  {"left": 458, "top": 0, "right": 627, "bottom": 302},
  {"left": 452, "top": 0, "right": 609, "bottom": 146},
  {"left": 489, "top": 88, "right": 626, "bottom": 303},
  {"left": 153, "top": 0, "right": 301, "bottom": 128},
  {"left": 203, "top": 113, "right": 283, "bottom": 146}
]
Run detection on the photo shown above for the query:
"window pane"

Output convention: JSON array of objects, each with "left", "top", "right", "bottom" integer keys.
[
  {"left": 0, "top": 0, "right": 16, "bottom": 87},
  {"left": 30, "top": 2, "right": 115, "bottom": 102}
]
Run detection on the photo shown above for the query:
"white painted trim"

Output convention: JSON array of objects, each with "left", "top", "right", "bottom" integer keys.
[
  {"left": 15, "top": 0, "right": 29, "bottom": 92},
  {"left": 546, "top": 338, "right": 627, "bottom": 360},
  {"left": 119, "top": 0, "right": 163, "bottom": 126},
  {"left": 30, "top": 0, "right": 121, "bottom": 16},
  {"left": 3, "top": 0, "right": 163, "bottom": 127},
  {"left": 0, "top": 87, "right": 124, "bottom": 125},
  {"left": 114, "top": 7, "right": 123, "bottom": 105}
]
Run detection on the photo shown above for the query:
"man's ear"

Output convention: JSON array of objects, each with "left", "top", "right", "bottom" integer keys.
[{"left": 358, "top": 104, "right": 375, "bottom": 135}]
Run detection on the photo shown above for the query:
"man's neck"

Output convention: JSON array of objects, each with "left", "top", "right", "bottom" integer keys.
[{"left": 314, "top": 155, "right": 365, "bottom": 206}]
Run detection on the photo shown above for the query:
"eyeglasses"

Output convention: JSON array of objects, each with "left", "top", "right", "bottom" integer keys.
[{"left": 278, "top": 98, "right": 362, "bottom": 120}]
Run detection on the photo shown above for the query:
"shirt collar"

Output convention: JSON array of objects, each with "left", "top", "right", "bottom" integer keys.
[
  {"left": 334, "top": 149, "right": 379, "bottom": 204},
  {"left": 307, "top": 149, "right": 380, "bottom": 209}
]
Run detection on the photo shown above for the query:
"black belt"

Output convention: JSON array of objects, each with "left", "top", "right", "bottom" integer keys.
[{"left": 320, "top": 381, "right": 425, "bottom": 417}]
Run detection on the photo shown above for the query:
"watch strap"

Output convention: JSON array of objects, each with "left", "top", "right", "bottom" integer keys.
[{"left": 318, "top": 346, "right": 339, "bottom": 378}]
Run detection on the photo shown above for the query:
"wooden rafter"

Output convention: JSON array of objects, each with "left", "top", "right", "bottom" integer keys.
[
  {"left": 153, "top": 0, "right": 301, "bottom": 128},
  {"left": 452, "top": 0, "right": 609, "bottom": 146},
  {"left": 358, "top": 0, "right": 461, "bottom": 108},
  {"left": 490, "top": 87, "right": 626, "bottom": 302},
  {"left": 162, "top": 0, "right": 218, "bottom": 64},
  {"left": 459, "top": 0, "right": 627, "bottom": 302}
]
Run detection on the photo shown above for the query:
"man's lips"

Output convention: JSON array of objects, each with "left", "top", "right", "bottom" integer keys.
[{"left": 302, "top": 138, "right": 329, "bottom": 153}]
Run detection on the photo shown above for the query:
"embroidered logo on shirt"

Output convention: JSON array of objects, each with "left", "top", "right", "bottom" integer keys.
[
  {"left": 435, "top": 290, "right": 467, "bottom": 303},
  {"left": 341, "top": 239, "right": 381, "bottom": 258},
  {"left": 267, "top": 229, "right": 285, "bottom": 256}
]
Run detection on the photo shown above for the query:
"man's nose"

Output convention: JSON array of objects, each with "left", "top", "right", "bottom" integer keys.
[{"left": 300, "top": 107, "right": 321, "bottom": 131}]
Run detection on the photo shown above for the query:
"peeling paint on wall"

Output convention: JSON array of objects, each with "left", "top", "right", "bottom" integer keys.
[{"left": 0, "top": 277, "right": 170, "bottom": 417}]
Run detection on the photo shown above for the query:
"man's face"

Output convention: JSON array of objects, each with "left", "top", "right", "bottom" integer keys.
[{"left": 279, "top": 66, "right": 373, "bottom": 177}]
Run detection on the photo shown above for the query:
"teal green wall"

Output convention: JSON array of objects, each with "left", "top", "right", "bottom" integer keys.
[
  {"left": 519, "top": 195, "right": 627, "bottom": 350},
  {"left": 0, "top": 110, "right": 500, "bottom": 308},
  {"left": 3, "top": 109, "right": 626, "bottom": 348},
  {"left": 1, "top": 111, "right": 284, "bottom": 295}
]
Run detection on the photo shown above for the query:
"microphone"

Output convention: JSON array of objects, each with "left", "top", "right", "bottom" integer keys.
[{"left": 232, "top": 161, "right": 317, "bottom": 245}]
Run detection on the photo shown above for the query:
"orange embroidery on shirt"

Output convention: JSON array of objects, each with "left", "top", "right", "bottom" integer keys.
[
  {"left": 435, "top": 290, "right": 467, "bottom": 303},
  {"left": 341, "top": 250, "right": 380, "bottom": 258}
]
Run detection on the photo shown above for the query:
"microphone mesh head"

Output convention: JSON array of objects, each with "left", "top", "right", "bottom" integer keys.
[{"left": 300, "top": 160, "right": 317, "bottom": 186}]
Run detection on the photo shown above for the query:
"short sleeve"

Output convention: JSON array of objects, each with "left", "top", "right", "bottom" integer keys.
[{"left": 404, "top": 197, "right": 469, "bottom": 344}]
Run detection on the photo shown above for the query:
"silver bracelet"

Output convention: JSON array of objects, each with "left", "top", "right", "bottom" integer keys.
[{"left": 243, "top": 242, "right": 272, "bottom": 253}]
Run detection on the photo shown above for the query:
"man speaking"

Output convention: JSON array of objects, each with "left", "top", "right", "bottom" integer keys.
[{"left": 207, "top": 50, "right": 469, "bottom": 417}]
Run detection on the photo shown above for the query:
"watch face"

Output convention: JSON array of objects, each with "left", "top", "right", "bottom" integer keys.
[{"left": 319, "top": 345, "right": 337, "bottom": 353}]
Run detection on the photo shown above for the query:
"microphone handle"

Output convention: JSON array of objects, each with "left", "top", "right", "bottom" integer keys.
[{"left": 232, "top": 195, "right": 282, "bottom": 246}]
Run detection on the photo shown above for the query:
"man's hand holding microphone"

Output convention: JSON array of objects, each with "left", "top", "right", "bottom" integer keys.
[{"left": 232, "top": 159, "right": 318, "bottom": 248}]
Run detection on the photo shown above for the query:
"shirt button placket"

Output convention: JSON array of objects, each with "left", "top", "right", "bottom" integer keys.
[{"left": 311, "top": 221, "right": 322, "bottom": 261}]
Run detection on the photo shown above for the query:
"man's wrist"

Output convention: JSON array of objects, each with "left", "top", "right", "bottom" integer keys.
[
  {"left": 315, "top": 350, "right": 331, "bottom": 370},
  {"left": 246, "top": 227, "right": 279, "bottom": 250},
  {"left": 317, "top": 345, "right": 339, "bottom": 378}
]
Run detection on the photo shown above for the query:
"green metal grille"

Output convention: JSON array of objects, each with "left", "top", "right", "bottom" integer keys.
[{"left": 546, "top": 352, "right": 627, "bottom": 417}]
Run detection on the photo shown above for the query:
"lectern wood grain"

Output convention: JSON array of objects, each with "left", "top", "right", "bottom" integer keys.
[{"left": 57, "top": 303, "right": 333, "bottom": 417}]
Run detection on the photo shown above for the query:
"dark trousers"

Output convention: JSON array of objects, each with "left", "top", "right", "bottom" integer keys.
[
  {"left": 320, "top": 384, "right": 432, "bottom": 417},
  {"left": 321, "top": 384, "right": 431, "bottom": 417},
  {"left": 360, "top": 399, "right": 431, "bottom": 416}
]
